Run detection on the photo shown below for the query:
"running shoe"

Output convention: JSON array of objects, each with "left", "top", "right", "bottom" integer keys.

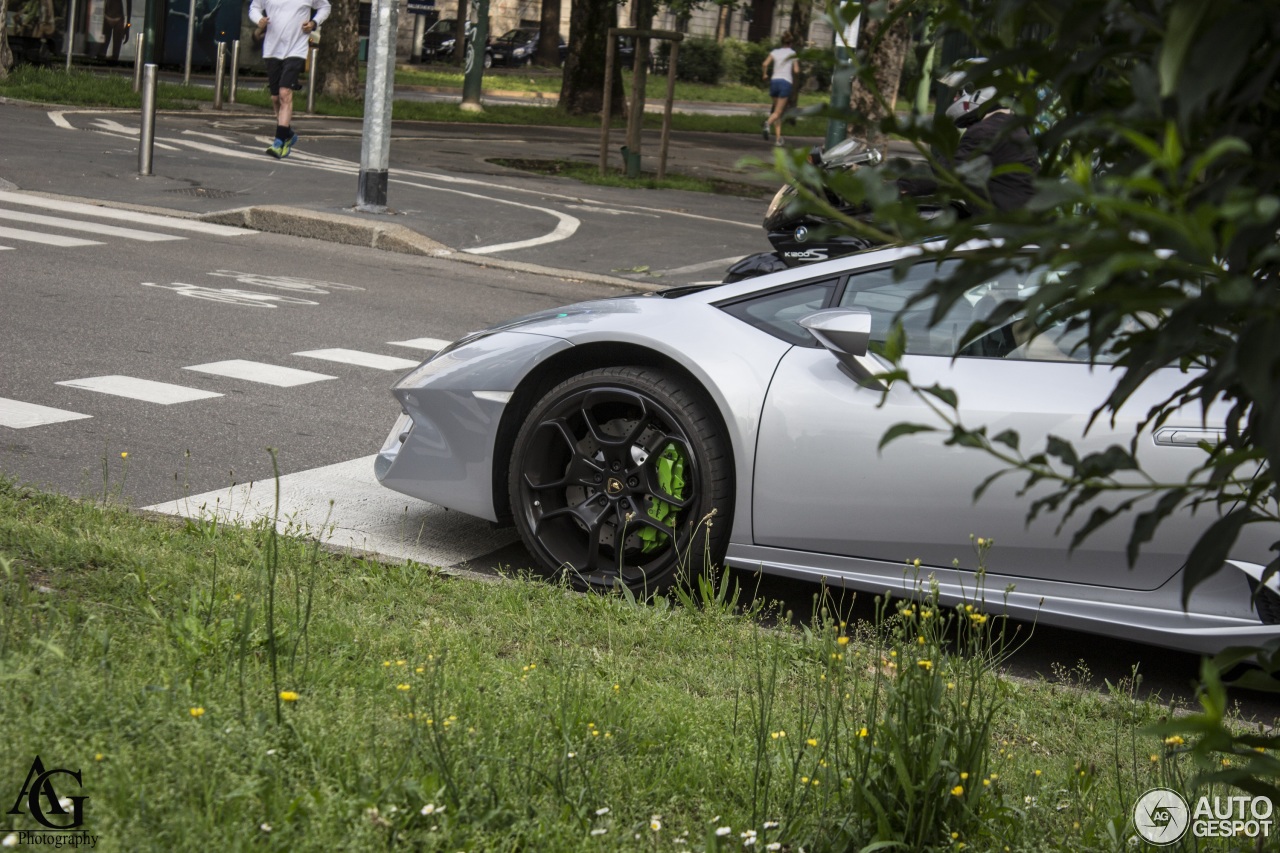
[
  {"left": 280, "top": 131, "right": 299, "bottom": 158},
  {"left": 265, "top": 138, "right": 284, "bottom": 159}
]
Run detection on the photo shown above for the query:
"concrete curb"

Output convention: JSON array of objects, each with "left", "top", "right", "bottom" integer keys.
[{"left": 199, "top": 205, "right": 655, "bottom": 292}]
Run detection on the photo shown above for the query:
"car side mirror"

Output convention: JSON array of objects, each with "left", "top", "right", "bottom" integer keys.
[{"left": 799, "top": 308, "right": 887, "bottom": 390}]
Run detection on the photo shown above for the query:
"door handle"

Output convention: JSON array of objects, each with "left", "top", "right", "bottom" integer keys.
[{"left": 1153, "top": 427, "right": 1224, "bottom": 447}]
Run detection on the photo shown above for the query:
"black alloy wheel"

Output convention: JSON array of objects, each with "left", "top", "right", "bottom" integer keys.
[{"left": 509, "top": 367, "right": 732, "bottom": 596}]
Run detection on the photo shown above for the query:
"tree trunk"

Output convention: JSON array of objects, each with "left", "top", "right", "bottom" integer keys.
[
  {"left": 559, "top": 0, "right": 621, "bottom": 117},
  {"left": 0, "top": 0, "right": 12, "bottom": 76},
  {"left": 452, "top": 0, "right": 467, "bottom": 63},
  {"left": 849, "top": 0, "right": 911, "bottom": 144},
  {"left": 316, "top": 0, "right": 360, "bottom": 98},
  {"left": 535, "top": 0, "right": 561, "bottom": 66},
  {"left": 747, "top": 0, "right": 776, "bottom": 44},
  {"left": 715, "top": 4, "right": 729, "bottom": 41},
  {"left": 786, "top": 0, "right": 810, "bottom": 44}
]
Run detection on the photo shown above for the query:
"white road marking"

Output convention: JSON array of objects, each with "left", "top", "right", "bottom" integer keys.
[
  {"left": 0, "top": 225, "right": 101, "bottom": 247},
  {"left": 90, "top": 118, "right": 181, "bottom": 150},
  {"left": 0, "top": 208, "right": 184, "bottom": 241},
  {"left": 393, "top": 178, "right": 581, "bottom": 254},
  {"left": 181, "top": 130, "right": 238, "bottom": 144},
  {"left": 0, "top": 398, "right": 92, "bottom": 429},
  {"left": 387, "top": 337, "right": 452, "bottom": 352},
  {"left": 564, "top": 204, "right": 661, "bottom": 218},
  {"left": 47, "top": 111, "right": 74, "bottom": 130},
  {"left": 143, "top": 455, "right": 519, "bottom": 569},
  {"left": 184, "top": 359, "right": 336, "bottom": 387},
  {"left": 0, "top": 191, "right": 255, "bottom": 237},
  {"left": 55, "top": 375, "right": 223, "bottom": 404},
  {"left": 293, "top": 349, "right": 420, "bottom": 370}
]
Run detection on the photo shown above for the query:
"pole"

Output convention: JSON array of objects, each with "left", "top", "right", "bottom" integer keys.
[
  {"left": 306, "top": 43, "right": 318, "bottom": 113},
  {"left": 133, "top": 33, "right": 145, "bottom": 91},
  {"left": 64, "top": 0, "right": 77, "bottom": 70},
  {"left": 229, "top": 40, "right": 240, "bottom": 103},
  {"left": 658, "top": 39, "right": 680, "bottom": 180},
  {"left": 598, "top": 29, "right": 616, "bottom": 175},
  {"left": 356, "top": 0, "right": 400, "bottom": 211},
  {"left": 139, "top": 64, "right": 158, "bottom": 176},
  {"left": 143, "top": 0, "right": 162, "bottom": 64},
  {"left": 411, "top": 14, "right": 425, "bottom": 62},
  {"left": 213, "top": 41, "right": 226, "bottom": 109},
  {"left": 459, "top": 0, "right": 488, "bottom": 111},
  {"left": 183, "top": 0, "right": 197, "bottom": 86},
  {"left": 826, "top": 10, "right": 860, "bottom": 149}
]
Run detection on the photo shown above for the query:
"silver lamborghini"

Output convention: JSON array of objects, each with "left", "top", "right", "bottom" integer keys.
[{"left": 376, "top": 243, "right": 1279, "bottom": 654}]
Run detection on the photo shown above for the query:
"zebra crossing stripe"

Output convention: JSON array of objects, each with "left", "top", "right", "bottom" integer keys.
[
  {"left": 293, "top": 349, "right": 420, "bottom": 370},
  {"left": 0, "top": 191, "right": 254, "bottom": 237},
  {"left": 0, "top": 398, "right": 93, "bottom": 429},
  {"left": 56, "top": 376, "right": 223, "bottom": 404},
  {"left": 0, "top": 225, "right": 102, "bottom": 247},
  {"left": 387, "top": 337, "right": 452, "bottom": 352},
  {"left": 0, "top": 208, "right": 185, "bottom": 242},
  {"left": 184, "top": 359, "right": 335, "bottom": 387}
]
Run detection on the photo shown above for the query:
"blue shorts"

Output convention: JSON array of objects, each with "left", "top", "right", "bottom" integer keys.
[{"left": 769, "top": 79, "right": 792, "bottom": 99}]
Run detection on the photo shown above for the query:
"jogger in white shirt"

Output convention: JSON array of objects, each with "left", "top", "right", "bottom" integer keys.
[{"left": 249, "top": 0, "right": 331, "bottom": 158}]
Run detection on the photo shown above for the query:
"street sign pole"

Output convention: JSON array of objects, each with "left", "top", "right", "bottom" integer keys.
[
  {"left": 459, "top": 0, "right": 488, "bottom": 111},
  {"left": 356, "top": 0, "right": 400, "bottom": 211},
  {"left": 825, "top": 9, "right": 861, "bottom": 149}
]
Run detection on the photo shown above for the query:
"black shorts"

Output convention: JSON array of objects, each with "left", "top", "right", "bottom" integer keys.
[{"left": 265, "top": 57, "right": 306, "bottom": 95}]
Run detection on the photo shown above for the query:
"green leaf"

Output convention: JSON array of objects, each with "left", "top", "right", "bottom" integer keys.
[
  {"left": 1159, "top": 0, "right": 1213, "bottom": 97},
  {"left": 879, "top": 423, "right": 938, "bottom": 451},
  {"left": 1181, "top": 508, "right": 1256, "bottom": 606}
]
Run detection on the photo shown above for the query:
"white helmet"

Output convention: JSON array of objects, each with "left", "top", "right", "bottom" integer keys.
[{"left": 941, "top": 58, "right": 997, "bottom": 122}]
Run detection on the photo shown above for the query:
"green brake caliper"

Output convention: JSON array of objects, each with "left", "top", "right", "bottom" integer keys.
[{"left": 637, "top": 443, "right": 685, "bottom": 553}]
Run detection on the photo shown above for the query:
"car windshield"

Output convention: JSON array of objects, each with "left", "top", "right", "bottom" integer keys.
[
  {"left": 428, "top": 20, "right": 457, "bottom": 35},
  {"left": 499, "top": 29, "right": 534, "bottom": 41}
]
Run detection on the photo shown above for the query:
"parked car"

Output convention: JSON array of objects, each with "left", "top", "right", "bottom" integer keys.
[
  {"left": 487, "top": 27, "right": 566, "bottom": 67},
  {"left": 375, "top": 242, "right": 1279, "bottom": 654},
  {"left": 420, "top": 18, "right": 471, "bottom": 63}
]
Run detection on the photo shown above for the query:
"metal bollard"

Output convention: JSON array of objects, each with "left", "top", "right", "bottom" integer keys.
[
  {"left": 65, "top": 0, "right": 77, "bottom": 71},
  {"left": 133, "top": 34, "right": 145, "bottom": 92},
  {"left": 306, "top": 43, "right": 318, "bottom": 114},
  {"left": 213, "top": 42, "right": 227, "bottom": 110},
  {"left": 229, "top": 40, "right": 240, "bottom": 104},
  {"left": 139, "top": 64, "right": 158, "bottom": 176},
  {"left": 183, "top": 0, "right": 196, "bottom": 86}
]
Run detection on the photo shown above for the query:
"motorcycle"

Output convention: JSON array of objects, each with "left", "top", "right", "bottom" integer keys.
[{"left": 723, "top": 137, "right": 885, "bottom": 283}]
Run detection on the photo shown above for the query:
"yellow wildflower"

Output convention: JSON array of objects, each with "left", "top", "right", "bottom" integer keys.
[
  {"left": 951, "top": 785, "right": 964, "bottom": 796},
  {"left": 189, "top": 707, "right": 205, "bottom": 718},
  {"left": 278, "top": 691, "right": 299, "bottom": 702}
]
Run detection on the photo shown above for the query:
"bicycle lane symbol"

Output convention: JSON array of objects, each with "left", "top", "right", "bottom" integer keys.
[{"left": 140, "top": 282, "right": 320, "bottom": 308}]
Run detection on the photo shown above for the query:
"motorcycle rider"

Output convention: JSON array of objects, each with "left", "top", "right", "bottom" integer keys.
[{"left": 898, "top": 59, "right": 1039, "bottom": 212}]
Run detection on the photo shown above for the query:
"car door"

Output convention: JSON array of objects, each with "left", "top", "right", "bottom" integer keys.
[{"left": 750, "top": 259, "right": 1217, "bottom": 589}]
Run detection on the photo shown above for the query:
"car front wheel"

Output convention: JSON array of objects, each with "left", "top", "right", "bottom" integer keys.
[{"left": 509, "top": 367, "right": 732, "bottom": 596}]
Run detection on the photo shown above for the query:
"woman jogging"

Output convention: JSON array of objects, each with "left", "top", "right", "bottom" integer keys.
[{"left": 762, "top": 32, "right": 799, "bottom": 147}]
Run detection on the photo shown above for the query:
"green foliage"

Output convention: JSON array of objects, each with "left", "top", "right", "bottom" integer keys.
[
  {"left": 663, "top": 36, "right": 725, "bottom": 85},
  {"left": 721, "top": 38, "right": 770, "bottom": 88}
]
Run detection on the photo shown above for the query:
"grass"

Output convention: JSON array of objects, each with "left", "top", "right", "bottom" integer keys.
[
  {"left": 1, "top": 473, "right": 1267, "bottom": 851},
  {"left": 0, "top": 66, "right": 829, "bottom": 138}
]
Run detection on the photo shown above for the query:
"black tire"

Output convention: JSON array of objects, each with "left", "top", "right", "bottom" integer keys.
[{"left": 509, "top": 367, "right": 732, "bottom": 596}]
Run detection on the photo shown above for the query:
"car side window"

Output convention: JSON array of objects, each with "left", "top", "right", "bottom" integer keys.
[
  {"left": 719, "top": 278, "right": 840, "bottom": 347},
  {"left": 837, "top": 262, "right": 1094, "bottom": 363}
]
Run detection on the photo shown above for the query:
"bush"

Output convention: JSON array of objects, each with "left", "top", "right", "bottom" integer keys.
[
  {"left": 722, "top": 38, "right": 771, "bottom": 88},
  {"left": 664, "top": 36, "right": 723, "bottom": 84}
]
